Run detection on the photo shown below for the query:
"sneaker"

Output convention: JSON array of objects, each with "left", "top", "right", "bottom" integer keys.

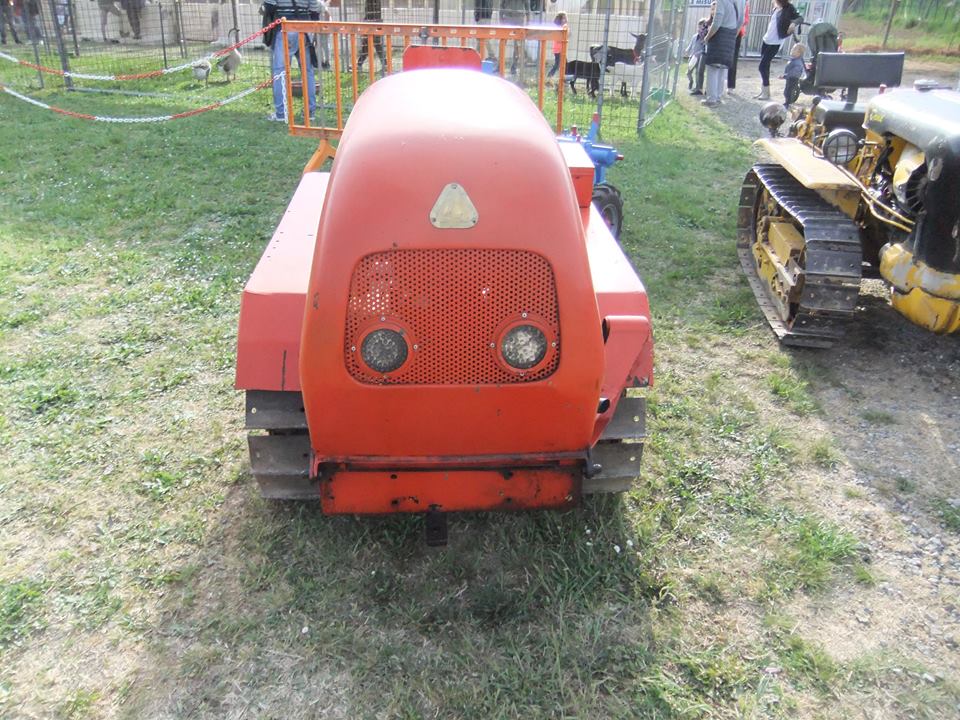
[
  {"left": 267, "top": 112, "right": 286, "bottom": 122},
  {"left": 689, "top": 89, "right": 703, "bottom": 96},
  {"left": 701, "top": 99, "right": 720, "bottom": 108}
]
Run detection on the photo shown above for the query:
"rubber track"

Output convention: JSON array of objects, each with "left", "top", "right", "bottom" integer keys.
[{"left": 737, "top": 163, "right": 863, "bottom": 348}]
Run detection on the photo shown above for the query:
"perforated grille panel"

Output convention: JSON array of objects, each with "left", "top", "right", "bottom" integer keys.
[{"left": 345, "top": 249, "right": 560, "bottom": 385}]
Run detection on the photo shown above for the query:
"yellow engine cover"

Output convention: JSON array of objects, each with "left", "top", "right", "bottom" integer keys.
[
  {"left": 891, "top": 289, "right": 960, "bottom": 334},
  {"left": 881, "top": 242, "right": 960, "bottom": 333}
]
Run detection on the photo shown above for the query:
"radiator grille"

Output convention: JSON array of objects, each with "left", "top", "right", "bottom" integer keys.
[{"left": 345, "top": 249, "right": 560, "bottom": 385}]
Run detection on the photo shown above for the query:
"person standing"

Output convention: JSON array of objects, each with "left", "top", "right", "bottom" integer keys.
[
  {"left": 355, "top": 0, "right": 386, "bottom": 73},
  {"left": 782, "top": 41, "right": 804, "bottom": 106},
  {"left": 727, "top": 0, "right": 748, "bottom": 93},
  {"left": 686, "top": 15, "right": 709, "bottom": 95},
  {"left": 546, "top": 11, "right": 566, "bottom": 79},
  {"left": 702, "top": 0, "right": 738, "bottom": 108},
  {"left": 474, "top": 0, "right": 495, "bottom": 60},
  {"left": 1, "top": 0, "right": 22, "bottom": 44},
  {"left": 23, "top": 0, "right": 43, "bottom": 44},
  {"left": 755, "top": 0, "right": 800, "bottom": 100},
  {"left": 263, "top": 0, "right": 320, "bottom": 122},
  {"left": 314, "top": 0, "right": 330, "bottom": 69},
  {"left": 499, "top": 0, "right": 528, "bottom": 76}
]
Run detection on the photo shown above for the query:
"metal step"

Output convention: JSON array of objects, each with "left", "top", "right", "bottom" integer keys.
[
  {"left": 584, "top": 441, "right": 644, "bottom": 494},
  {"left": 585, "top": 396, "right": 646, "bottom": 494},
  {"left": 245, "top": 390, "right": 307, "bottom": 430},
  {"left": 247, "top": 433, "right": 316, "bottom": 500}
]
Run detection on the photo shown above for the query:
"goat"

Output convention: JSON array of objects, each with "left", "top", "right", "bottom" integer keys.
[
  {"left": 564, "top": 60, "right": 600, "bottom": 98},
  {"left": 589, "top": 32, "right": 647, "bottom": 68}
]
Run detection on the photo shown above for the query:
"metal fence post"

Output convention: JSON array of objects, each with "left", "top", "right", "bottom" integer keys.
[
  {"left": 174, "top": 0, "right": 187, "bottom": 59},
  {"left": 230, "top": 0, "right": 241, "bottom": 36},
  {"left": 67, "top": 0, "right": 80, "bottom": 56},
  {"left": 159, "top": 2, "right": 169, "bottom": 69},
  {"left": 670, "top": 1, "right": 689, "bottom": 103},
  {"left": 596, "top": 0, "right": 613, "bottom": 131},
  {"left": 637, "top": 0, "right": 658, "bottom": 132},
  {"left": 47, "top": 0, "right": 73, "bottom": 89}
]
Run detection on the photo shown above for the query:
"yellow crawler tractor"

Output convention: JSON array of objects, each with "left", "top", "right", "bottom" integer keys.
[{"left": 739, "top": 52, "right": 960, "bottom": 347}]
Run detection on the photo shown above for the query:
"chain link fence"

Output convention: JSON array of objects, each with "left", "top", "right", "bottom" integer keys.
[{"left": 1, "top": 0, "right": 688, "bottom": 137}]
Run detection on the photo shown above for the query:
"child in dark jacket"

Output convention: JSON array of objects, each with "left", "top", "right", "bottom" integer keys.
[
  {"left": 782, "top": 42, "right": 805, "bottom": 106},
  {"left": 685, "top": 17, "right": 710, "bottom": 93}
]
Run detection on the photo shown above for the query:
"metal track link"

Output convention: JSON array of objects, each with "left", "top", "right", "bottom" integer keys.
[{"left": 737, "top": 163, "right": 862, "bottom": 348}]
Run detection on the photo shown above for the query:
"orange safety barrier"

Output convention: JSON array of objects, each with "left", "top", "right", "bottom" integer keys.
[{"left": 278, "top": 20, "right": 568, "bottom": 171}]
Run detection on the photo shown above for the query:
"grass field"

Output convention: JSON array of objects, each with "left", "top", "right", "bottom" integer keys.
[{"left": 1, "top": 85, "right": 958, "bottom": 719}]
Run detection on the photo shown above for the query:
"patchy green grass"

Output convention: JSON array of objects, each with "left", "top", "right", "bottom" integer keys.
[
  {"left": 807, "top": 438, "right": 840, "bottom": 469},
  {"left": 933, "top": 499, "right": 960, "bottom": 534},
  {"left": 760, "top": 515, "right": 862, "bottom": 597},
  {"left": 0, "top": 580, "right": 46, "bottom": 649},
  {"left": 861, "top": 408, "right": 897, "bottom": 425},
  {"left": 1, "top": 89, "right": 956, "bottom": 719},
  {"left": 767, "top": 370, "right": 818, "bottom": 416}
]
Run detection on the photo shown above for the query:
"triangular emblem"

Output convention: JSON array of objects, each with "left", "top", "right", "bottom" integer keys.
[{"left": 429, "top": 183, "right": 478, "bottom": 229}]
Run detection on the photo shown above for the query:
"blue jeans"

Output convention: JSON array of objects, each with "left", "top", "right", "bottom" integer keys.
[{"left": 272, "top": 30, "right": 316, "bottom": 119}]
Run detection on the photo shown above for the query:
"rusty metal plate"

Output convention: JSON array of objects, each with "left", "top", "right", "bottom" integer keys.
[
  {"left": 248, "top": 433, "right": 316, "bottom": 500},
  {"left": 245, "top": 390, "right": 307, "bottom": 430},
  {"left": 600, "top": 397, "right": 646, "bottom": 442},
  {"left": 584, "top": 440, "right": 643, "bottom": 494}
]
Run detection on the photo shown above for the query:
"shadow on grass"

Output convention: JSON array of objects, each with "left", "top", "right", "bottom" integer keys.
[{"left": 122, "top": 487, "right": 675, "bottom": 718}]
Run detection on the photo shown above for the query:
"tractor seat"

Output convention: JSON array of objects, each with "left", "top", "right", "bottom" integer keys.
[{"left": 814, "top": 99, "right": 867, "bottom": 138}]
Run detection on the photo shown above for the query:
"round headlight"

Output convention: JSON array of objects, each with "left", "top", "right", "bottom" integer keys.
[
  {"left": 361, "top": 328, "right": 408, "bottom": 373},
  {"left": 822, "top": 128, "right": 859, "bottom": 166},
  {"left": 500, "top": 324, "right": 547, "bottom": 370}
]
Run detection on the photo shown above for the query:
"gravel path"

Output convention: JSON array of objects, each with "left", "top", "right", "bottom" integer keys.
[{"left": 690, "top": 57, "right": 960, "bottom": 688}]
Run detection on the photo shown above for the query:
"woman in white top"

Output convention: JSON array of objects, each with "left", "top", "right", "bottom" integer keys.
[{"left": 755, "top": 0, "right": 800, "bottom": 100}]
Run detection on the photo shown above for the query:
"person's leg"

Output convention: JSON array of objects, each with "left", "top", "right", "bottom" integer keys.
[
  {"left": 356, "top": 34, "right": 369, "bottom": 70},
  {"left": 27, "top": 11, "right": 41, "bottom": 43},
  {"left": 704, "top": 64, "right": 722, "bottom": 103},
  {"left": 755, "top": 42, "right": 777, "bottom": 98},
  {"left": 318, "top": 32, "right": 329, "bottom": 68},
  {"left": 758, "top": 42, "right": 778, "bottom": 86},
  {"left": 271, "top": 33, "right": 286, "bottom": 118},
  {"left": 784, "top": 76, "right": 797, "bottom": 105},
  {"left": 728, "top": 34, "right": 742, "bottom": 90},
  {"left": 510, "top": 39, "right": 521, "bottom": 73},
  {"left": 374, "top": 35, "right": 386, "bottom": 69},
  {"left": 303, "top": 37, "right": 316, "bottom": 115},
  {"left": 547, "top": 52, "right": 560, "bottom": 77},
  {"left": 695, "top": 54, "right": 705, "bottom": 92},
  {"left": 0, "top": 4, "right": 14, "bottom": 43},
  {"left": 128, "top": 3, "right": 141, "bottom": 38}
]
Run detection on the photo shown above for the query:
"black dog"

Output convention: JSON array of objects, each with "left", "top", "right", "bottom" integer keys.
[{"left": 565, "top": 60, "right": 600, "bottom": 98}]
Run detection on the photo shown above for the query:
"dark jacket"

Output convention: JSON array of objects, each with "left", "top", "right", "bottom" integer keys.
[
  {"left": 704, "top": 26, "right": 737, "bottom": 67},
  {"left": 775, "top": 3, "right": 800, "bottom": 40}
]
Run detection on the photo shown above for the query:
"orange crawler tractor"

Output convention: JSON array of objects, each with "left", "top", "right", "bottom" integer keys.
[{"left": 235, "top": 68, "right": 654, "bottom": 543}]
